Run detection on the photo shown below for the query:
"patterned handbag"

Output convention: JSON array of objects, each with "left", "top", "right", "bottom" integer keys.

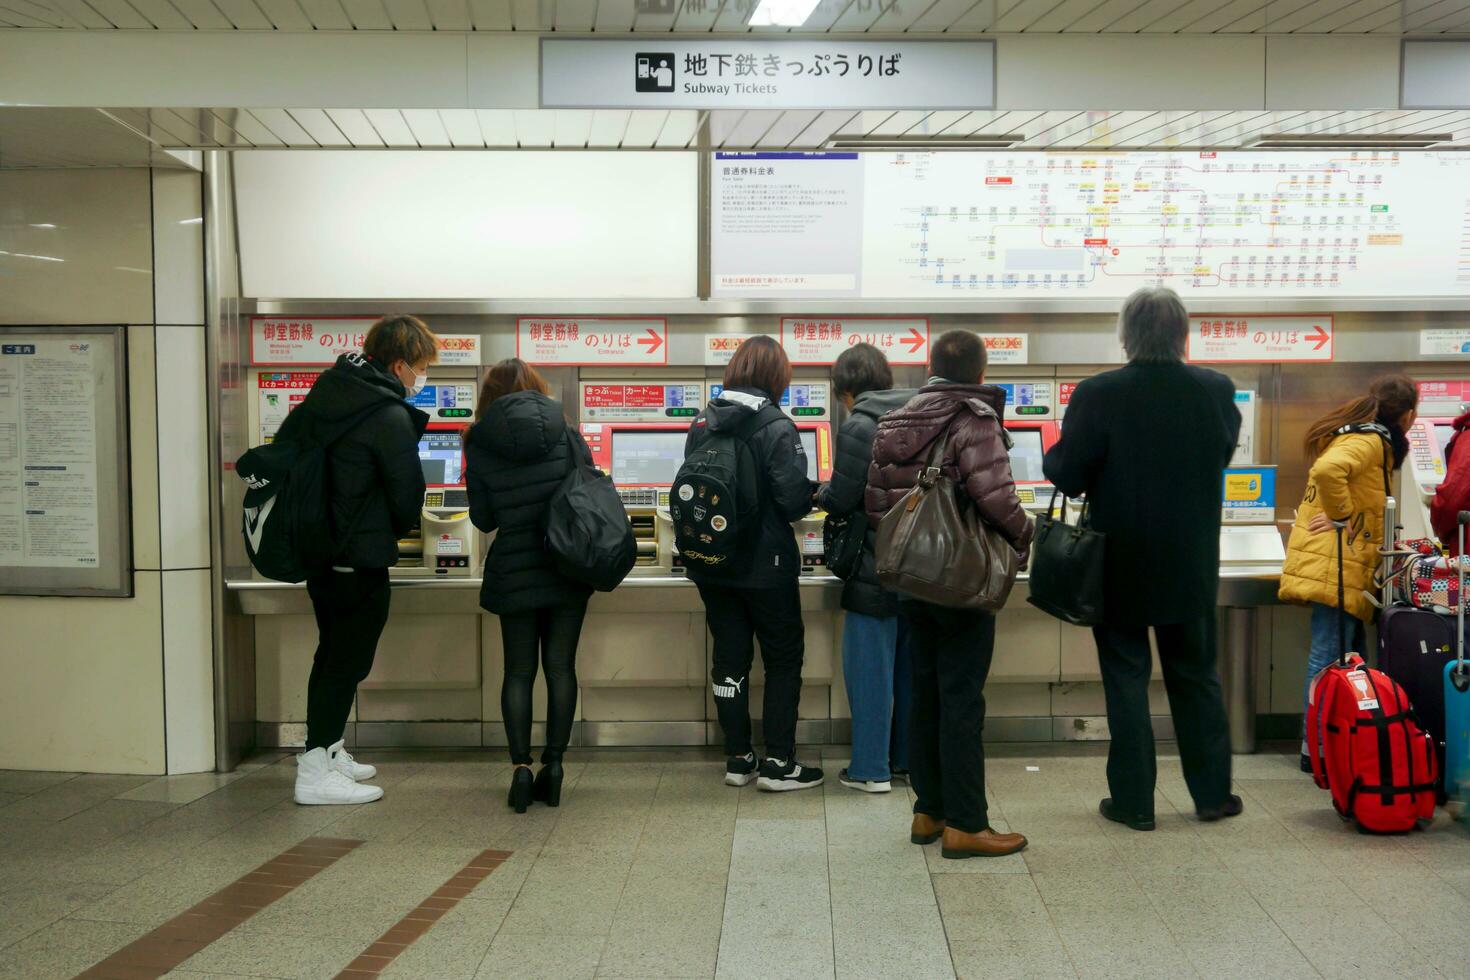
[{"left": 1390, "top": 552, "right": 1470, "bottom": 613}]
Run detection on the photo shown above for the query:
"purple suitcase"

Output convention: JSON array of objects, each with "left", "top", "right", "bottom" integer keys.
[{"left": 1378, "top": 605, "right": 1457, "bottom": 798}]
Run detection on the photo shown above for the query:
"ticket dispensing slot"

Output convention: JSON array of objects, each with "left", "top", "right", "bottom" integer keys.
[{"left": 397, "top": 422, "right": 479, "bottom": 578}]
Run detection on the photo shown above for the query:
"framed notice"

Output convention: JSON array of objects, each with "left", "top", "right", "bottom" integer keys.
[{"left": 0, "top": 326, "right": 131, "bottom": 597}]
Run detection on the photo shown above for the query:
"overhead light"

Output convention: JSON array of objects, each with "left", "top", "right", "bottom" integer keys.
[
  {"left": 826, "top": 134, "right": 1026, "bottom": 150},
  {"left": 0, "top": 250, "right": 64, "bottom": 262},
  {"left": 748, "top": 0, "right": 822, "bottom": 27},
  {"left": 29, "top": 223, "right": 56, "bottom": 229},
  {"left": 1249, "top": 133, "right": 1450, "bottom": 149}
]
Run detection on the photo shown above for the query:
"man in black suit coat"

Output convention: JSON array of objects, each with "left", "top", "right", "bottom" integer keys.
[{"left": 1043, "top": 287, "right": 1244, "bottom": 831}]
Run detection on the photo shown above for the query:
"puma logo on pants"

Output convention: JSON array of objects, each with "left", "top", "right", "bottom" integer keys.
[{"left": 713, "top": 676, "right": 746, "bottom": 699}]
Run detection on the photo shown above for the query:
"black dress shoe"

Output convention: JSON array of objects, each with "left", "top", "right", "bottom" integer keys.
[
  {"left": 532, "top": 762, "right": 564, "bottom": 808},
  {"left": 1099, "top": 798, "right": 1156, "bottom": 831},
  {"left": 1197, "top": 794, "right": 1244, "bottom": 822},
  {"left": 507, "top": 766, "right": 533, "bottom": 814}
]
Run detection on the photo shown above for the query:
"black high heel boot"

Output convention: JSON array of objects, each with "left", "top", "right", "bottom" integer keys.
[
  {"left": 508, "top": 766, "right": 533, "bottom": 814},
  {"left": 532, "top": 762, "right": 564, "bottom": 807}
]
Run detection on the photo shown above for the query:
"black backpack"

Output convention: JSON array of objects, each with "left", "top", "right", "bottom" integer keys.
[
  {"left": 670, "top": 404, "right": 784, "bottom": 574},
  {"left": 235, "top": 407, "right": 384, "bottom": 583},
  {"left": 546, "top": 435, "right": 638, "bottom": 592}
]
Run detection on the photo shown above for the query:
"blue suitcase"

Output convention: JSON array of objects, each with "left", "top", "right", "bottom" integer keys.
[{"left": 1446, "top": 515, "right": 1470, "bottom": 804}]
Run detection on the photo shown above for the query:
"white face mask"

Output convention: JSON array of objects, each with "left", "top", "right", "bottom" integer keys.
[{"left": 406, "top": 371, "right": 428, "bottom": 397}]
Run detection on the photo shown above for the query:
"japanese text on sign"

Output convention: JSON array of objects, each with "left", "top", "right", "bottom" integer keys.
[
  {"left": 435, "top": 334, "right": 481, "bottom": 366},
  {"left": 251, "top": 317, "right": 377, "bottom": 366},
  {"left": 980, "top": 334, "right": 1029, "bottom": 366},
  {"left": 1186, "top": 315, "right": 1333, "bottom": 364},
  {"left": 780, "top": 318, "right": 929, "bottom": 366},
  {"left": 518, "top": 318, "right": 668, "bottom": 366}
]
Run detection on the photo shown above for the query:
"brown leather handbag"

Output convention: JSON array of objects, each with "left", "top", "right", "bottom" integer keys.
[{"left": 875, "top": 402, "right": 1020, "bottom": 611}]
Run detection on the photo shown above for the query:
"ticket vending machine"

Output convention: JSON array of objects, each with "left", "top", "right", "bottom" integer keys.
[
  {"left": 705, "top": 378, "right": 834, "bottom": 573},
  {"left": 991, "top": 378, "right": 1062, "bottom": 514},
  {"left": 579, "top": 380, "right": 705, "bottom": 574},
  {"left": 1404, "top": 417, "right": 1456, "bottom": 543},
  {"left": 394, "top": 422, "right": 480, "bottom": 578}
]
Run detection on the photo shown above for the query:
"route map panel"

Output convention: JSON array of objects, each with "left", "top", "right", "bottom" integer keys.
[{"left": 711, "top": 151, "right": 1470, "bottom": 300}]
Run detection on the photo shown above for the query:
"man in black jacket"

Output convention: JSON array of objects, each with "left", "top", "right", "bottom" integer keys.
[
  {"left": 686, "top": 336, "right": 820, "bottom": 791},
  {"left": 1043, "top": 287, "right": 1243, "bottom": 831},
  {"left": 278, "top": 315, "right": 434, "bottom": 806},
  {"left": 816, "top": 344, "right": 916, "bottom": 794}
]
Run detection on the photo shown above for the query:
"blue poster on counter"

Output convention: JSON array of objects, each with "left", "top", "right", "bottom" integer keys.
[{"left": 1221, "top": 466, "right": 1276, "bottom": 524}]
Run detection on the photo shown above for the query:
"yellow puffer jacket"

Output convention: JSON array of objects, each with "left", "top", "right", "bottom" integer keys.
[{"left": 1278, "top": 429, "right": 1393, "bottom": 623}]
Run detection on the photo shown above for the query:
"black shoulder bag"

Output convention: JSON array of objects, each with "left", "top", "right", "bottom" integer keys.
[{"left": 1027, "top": 489, "right": 1106, "bottom": 626}]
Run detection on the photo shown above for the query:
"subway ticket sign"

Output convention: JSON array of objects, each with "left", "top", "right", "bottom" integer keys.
[
  {"left": 581, "top": 382, "right": 703, "bottom": 421},
  {"left": 780, "top": 318, "right": 929, "bottom": 365},
  {"left": 518, "top": 318, "right": 668, "bottom": 366},
  {"left": 251, "top": 317, "right": 377, "bottom": 365}
]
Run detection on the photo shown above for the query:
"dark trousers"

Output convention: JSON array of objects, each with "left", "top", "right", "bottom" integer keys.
[
  {"left": 499, "top": 603, "right": 587, "bottom": 767},
  {"left": 1093, "top": 612, "right": 1233, "bottom": 817},
  {"left": 305, "top": 568, "right": 391, "bottom": 751},
  {"left": 699, "top": 583, "right": 805, "bottom": 762},
  {"left": 901, "top": 599, "right": 996, "bottom": 834}
]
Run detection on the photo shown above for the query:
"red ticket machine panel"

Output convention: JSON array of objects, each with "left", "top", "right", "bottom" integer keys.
[
  {"left": 1004, "top": 420, "right": 1060, "bottom": 510},
  {"left": 417, "top": 423, "right": 468, "bottom": 488}
]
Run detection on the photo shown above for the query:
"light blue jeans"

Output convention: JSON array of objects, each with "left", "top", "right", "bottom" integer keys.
[
  {"left": 1301, "top": 601, "right": 1367, "bottom": 748},
  {"left": 843, "top": 611, "right": 913, "bottom": 782}
]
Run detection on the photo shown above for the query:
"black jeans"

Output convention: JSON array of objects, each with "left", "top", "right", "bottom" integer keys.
[
  {"left": 1093, "top": 612, "right": 1233, "bottom": 817},
  {"left": 900, "top": 599, "right": 996, "bottom": 834},
  {"left": 305, "top": 568, "right": 391, "bottom": 751},
  {"left": 699, "top": 583, "right": 805, "bottom": 762},
  {"left": 499, "top": 603, "right": 587, "bottom": 766}
]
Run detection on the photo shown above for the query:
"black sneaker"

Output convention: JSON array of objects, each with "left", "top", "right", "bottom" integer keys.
[
  {"left": 890, "top": 768, "right": 911, "bottom": 786},
  {"left": 757, "top": 757, "right": 824, "bottom": 792},
  {"left": 838, "top": 768, "right": 892, "bottom": 794},
  {"left": 1197, "top": 794, "right": 1244, "bottom": 822},
  {"left": 725, "top": 752, "right": 758, "bottom": 787}
]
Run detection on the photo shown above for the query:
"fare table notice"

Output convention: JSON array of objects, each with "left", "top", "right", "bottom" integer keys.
[{"left": 0, "top": 339, "right": 100, "bottom": 568}]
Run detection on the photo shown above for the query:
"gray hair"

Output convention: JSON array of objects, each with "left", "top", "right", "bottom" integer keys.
[{"left": 1117, "top": 287, "right": 1188, "bottom": 363}]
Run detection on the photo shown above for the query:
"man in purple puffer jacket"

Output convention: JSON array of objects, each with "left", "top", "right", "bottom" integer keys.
[{"left": 866, "top": 330, "right": 1033, "bottom": 860}]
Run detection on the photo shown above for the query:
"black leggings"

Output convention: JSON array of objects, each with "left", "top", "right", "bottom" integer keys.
[
  {"left": 305, "top": 568, "right": 391, "bottom": 751},
  {"left": 499, "top": 604, "right": 587, "bottom": 766}
]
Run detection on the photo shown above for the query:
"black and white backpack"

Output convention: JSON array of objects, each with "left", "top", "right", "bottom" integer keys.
[{"left": 670, "top": 404, "right": 784, "bottom": 574}]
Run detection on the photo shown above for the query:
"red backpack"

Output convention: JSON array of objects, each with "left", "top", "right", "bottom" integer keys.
[{"left": 1305, "top": 525, "right": 1437, "bottom": 833}]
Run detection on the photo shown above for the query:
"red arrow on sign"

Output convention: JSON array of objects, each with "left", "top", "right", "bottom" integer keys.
[
  {"left": 1307, "top": 325, "right": 1331, "bottom": 351},
  {"left": 903, "top": 327, "right": 926, "bottom": 355},
  {"left": 637, "top": 328, "right": 664, "bottom": 355}
]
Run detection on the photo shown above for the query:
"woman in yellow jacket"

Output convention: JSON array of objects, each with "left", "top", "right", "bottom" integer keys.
[{"left": 1279, "top": 375, "right": 1417, "bottom": 771}]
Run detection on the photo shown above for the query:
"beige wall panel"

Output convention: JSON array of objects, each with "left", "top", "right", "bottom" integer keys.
[
  {"left": 356, "top": 689, "right": 482, "bottom": 722},
  {"left": 1265, "top": 36, "right": 1399, "bottom": 110},
  {"left": 0, "top": 31, "right": 470, "bottom": 108},
  {"left": 0, "top": 169, "right": 152, "bottom": 325},
  {"left": 254, "top": 614, "right": 314, "bottom": 722},
  {"left": 154, "top": 326, "right": 211, "bottom": 570},
  {"left": 996, "top": 35, "right": 1266, "bottom": 110},
  {"left": 1051, "top": 680, "right": 1171, "bottom": 717},
  {"left": 987, "top": 683, "right": 1053, "bottom": 718},
  {"left": 362, "top": 614, "right": 480, "bottom": 688},
  {"left": 994, "top": 607, "right": 1063, "bottom": 682},
  {"left": 1271, "top": 604, "right": 1313, "bottom": 716},
  {"left": 150, "top": 169, "right": 204, "bottom": 326},
  {"left": 579, "top": 612, "right": 705, "bottom": 686},
  {"left": 0, "top": 572, "right": 165, "bottom": 773},
  {"left": 581, "top": 687, "right": 703, "bottom": 722},
  {"left": 162, "top": 568, "right": 214, "bottom": 774},
  {"left": 127, "top": 325, "right": 161, "bottom": 572},
  {"left": 1059, "top": 621, "right": 1099, "bottom": 683}
]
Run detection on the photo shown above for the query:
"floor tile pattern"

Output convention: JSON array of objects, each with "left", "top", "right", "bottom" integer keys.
[{"left": 0, "top": 745, "right": 1467, "bottom": 979}]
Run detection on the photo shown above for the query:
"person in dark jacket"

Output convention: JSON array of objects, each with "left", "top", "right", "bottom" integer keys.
[
  {"left": 686, "top": 336, "right": 821, "bottom": 792},
  {"left": 816, "top": 344, "right": 916, "bottom": 794},
  {"left": 280, "top": 315, "right": 434, "bottom": 806},
  {"left": 1043, "top": 287, "right": 1243, "bottom": 831},
  {"left": 466, "top": 359, "right": 593, "bottom": 814},
  {"left": 866, "top": 330, "right": 1033, "bottom": 859}
]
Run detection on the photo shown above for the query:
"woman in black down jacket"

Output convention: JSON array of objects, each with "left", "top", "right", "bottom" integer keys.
[
  {"left": 466, "top": 359, "right": 592, "bottom": 813},
  {"left": 816, "top": 344, "right": 916, "bottom": 795}
]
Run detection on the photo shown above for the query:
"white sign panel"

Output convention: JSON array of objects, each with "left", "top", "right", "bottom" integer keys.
[
  {"left": 518, "top": 318, "right": 668, "bottom": 366},
  {"left": 435, "top": 334, "right": 481, "bottom": 366},
  {"left": 1421, "top": 327, "right": 1470, "bottom": 357},
  {"left": 1233, "top": 390, "right": 1257, "bottom": 465},
  {"left": 1187, "top": 315, "right": 1334, "bottom": 364},
  {"left": 705, "top": 334, "right": 769, "bottom": 366},
  {"left": 257, "top": 371, "right": 320, "bottom": 444},
  {"left": 541, "top": 38, "right": 994, "bottom": 110},
  {"left": 0, "top": 339, "right": 99, "bottom": 568},
  {"left": 251, "top": 317, "right": 377, "bottom": 366},
  {"left": 981, "top": 334, "right": 1029, "bottom": 366},
  {"left": 780, "top": 318, "right": 929, "bottom": 366}
]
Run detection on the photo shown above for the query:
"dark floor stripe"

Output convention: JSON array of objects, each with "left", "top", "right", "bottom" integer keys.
[
  {"left": 334, "top": 848, "right": 512, "bottom": 978},
  {"left": 73, "top": 837, "right": 364, "bottom": 980}
]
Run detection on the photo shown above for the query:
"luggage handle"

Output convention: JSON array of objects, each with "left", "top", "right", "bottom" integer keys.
[{"left": 1458, "top": 512, "right": 1470, "bottom": 679}]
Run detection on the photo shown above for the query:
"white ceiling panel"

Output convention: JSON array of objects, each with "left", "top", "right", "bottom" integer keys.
[
  {"left": 325, "top": 109, "right": 386, "bottom": 146},
  {"left": 475, "top": 109, "right": 519, "bottom": 146},
  {"left": 426, "top": 0, "right": 471, "bottom": 29},
  {"left": 756, "top": 108, "right": 821, "bottom": 146},
  {"left": 256, "top": 0, "right": 315, "bottom": 29},
  {"left": 708, "top": 109, "right": 748, "bottom": 145},
  {"left": 869, "top": 110, "right": 933, "bottom": 135},
  {"left": 657, "top": 109, "right": 702, "bottom": 146},
  {"left": 215, "top": 0, "right": 275, "bottom": 28},
  {"left": 673, "top": 0, "right": 729, "bottom": 31},
  {"left": 1028, "top": 0, "right": 1112, "bottom": 34},
  {"left": 1137, "top": 0, "right": 1232, "bottom": 30},
  {"left": 554, "top": 0, "right": 597, "bottom": 29},
  {"left": 1192, "top": 0, "right": 1271, "bottom": 33},
  {"left": 830, "top": 0, "right": 893, "bottom": 32},
  {"left": 511, "top": 0, "right": 552, "bottom": 30},
  {"left": 1057, "top": 0, "right": 1146, "bottom": 33},
  {"left": 595, "top": 0, "right": 639, "bottom": 30},
  {"left": 587, "top": 109, "right": 633, "bottom": 146},
  {"left": 124, "top": 0, "right": 192, "bottom": 29},
  {"left": 2, "top": 0, "right": 68, "bottom": 27},
  {"left": 437, "top": 108, "right": 484, "bottom": 146},
  {"left": 0, "top": 108, "right": 164, "bottom": 169},
  {"left": 297, "top": 0, "right": 354, "bottom": 27},
  {"left": 513, "top": 108, "right": 556, "bottom": 146},
  {"left": 552, "top": 109, "right": 595, "bottom": 146},
  {"left": 872, "top": 0, "right": 946, "bottom": 31},
  {"left": 168, "top": 0, "right": 236, "bottom": 27},
  {"left": 633, "top": 0, "right": 681, "bottom": 30},
  {"left": 907, "top": 0, "right": 982, "bottom": 31},
  {"left": 340, "top": 0, "right": 393, "bottom": 28},
  {"left": 401, "top": 108, "right": 452, "bottom": 146},
  {"left": 43, "top": 0, "right": 113, "bottom": 27},
  {"left": 991, "top": 0, "right": 1063, "bottom": 32},
  {"left": 787, "top": 109, "right": 858, "bottom": 146},
  {"left": 249, "top": 108, "right": 319, "bottom": 145},
  {"left": 800, "top": 0, "right": 862, "bottom": 32},
  {"left": 209, "top": 109, "right": 283, "bottom": 146},
  {"left": 363, "top": 108, "right": 418, "bottom": 145},
  {"left": 1015, "top": 109, "right": 1090, "bottom": 146},
  {"left": 383, "top": 0, "right": 432, "bottom": 29},
  {"left": 288, "top": 109, "right": 351, "bottom": 146},
  {"left": 468, "top": 0, "right": 511, "bottom": 28},
  {"left": 722, "top": 108, "right": 784, "bottom": 146},
  {"left": 77, "top": 0, "right": 152, "bottom": 27},
  {"left": 621, "top": 109, "right": 672, "bottom": 146}
]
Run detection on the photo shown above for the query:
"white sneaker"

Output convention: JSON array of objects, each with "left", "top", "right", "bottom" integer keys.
[
  {"left": 839, "top": 768, "right": 892, "bottom": 794},
  {"left": 294, "top": 746, "right": 384, "bottom": 805},
  {"left": 330, "top": 740, "right": 376, "bottom": 781}
]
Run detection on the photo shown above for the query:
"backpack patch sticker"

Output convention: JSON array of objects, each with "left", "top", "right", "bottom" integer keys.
[
  {"left": 711, "top": 515, "right": 727, "bottom": 532},
  {"left": 678, "top": 484, "right": 693, "bottom": 501}
]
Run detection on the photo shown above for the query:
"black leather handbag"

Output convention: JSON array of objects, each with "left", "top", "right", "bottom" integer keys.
[
  {"left": 822, "top": 511, "right": 866, "bottom": 581},
  {"left": 1027, "top": 490, "right": 1106, "bottom": 626}
]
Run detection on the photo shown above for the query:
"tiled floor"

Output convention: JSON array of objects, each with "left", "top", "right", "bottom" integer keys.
[{"left": 1, "top": 744, "right": 1468, "bottom": 980}]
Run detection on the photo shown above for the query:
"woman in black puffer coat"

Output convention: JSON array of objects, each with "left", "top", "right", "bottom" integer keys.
[
  {"left": 466, "top": 358, "right": 592, "bottom": 814},
  {"left": 816, "top": 344, "right": 916, "bottom": 794}
]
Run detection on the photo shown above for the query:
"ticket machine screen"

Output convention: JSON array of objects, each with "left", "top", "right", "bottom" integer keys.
[
  {"left": 1434, "top": 423, "right": 1456, "bottom": 455},
  {"left": 418, "top": 430, "right": 465, "bottom": 486},
  {"left": 800, "top": 430, "right": 818, "bottom": 481},
  {"left": 612, "top": 430, "right": 687, "bottom": 487},
  {"left": 1007, "top": 429, "right": 1047, "bottom": 483}
]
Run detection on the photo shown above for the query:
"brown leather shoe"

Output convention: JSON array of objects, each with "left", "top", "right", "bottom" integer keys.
[
  {"left": 910, "top": 813, "right": 946, "bottom": 845},
  {"left": 940, "top": 826, "right": 1028, "bottom": 859}
]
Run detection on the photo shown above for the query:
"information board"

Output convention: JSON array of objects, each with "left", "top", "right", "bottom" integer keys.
[
  {"left": 0, "top": 327, "right": 130, "bottom": 596},
  {"left": 712, "top": 151, "right": 1470, "bottom": 301},
  {"left": 580, "top": 382, "right": 704, "bottom": 422}
]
